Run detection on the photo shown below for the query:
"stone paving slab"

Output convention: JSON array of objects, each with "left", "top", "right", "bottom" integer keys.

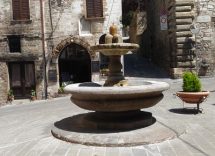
[{"left": 0, "top": 78, "right": 215, "bottom": 155}]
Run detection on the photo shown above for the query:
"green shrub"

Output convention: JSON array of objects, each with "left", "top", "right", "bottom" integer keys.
[
  {"left": 31, "top": 90, "right": 36, "bottom": 96},
  {"left": 182, "top": 72, "right": 201, "bottom": 92},
  {"left": 58, "top": 84, "right": 65, "bottom": 93},
  {"left": 8, "top": 89, "right": 14, "bottom": 96}
]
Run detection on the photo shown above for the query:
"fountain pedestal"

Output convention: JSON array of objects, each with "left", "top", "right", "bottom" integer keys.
[
  {"left": 105, "top": 55, "right": 125, "bottom": 86},
  {"left": 69, "top": 110, "right": 155, "bottom": 132},
  {"left": 85, "top": 110, "right": 153, "bottom": 130}
]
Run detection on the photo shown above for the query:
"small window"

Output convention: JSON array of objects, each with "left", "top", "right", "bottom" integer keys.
[
  {"left": 79, "top": 17, "right": 91, "bottom": 35},
  {"left": 8, "top": 35, "right": 21, "bottom": 53},
  {"left": 86, "top": 0, "right": 103, "bottom": 19},
  {"left": 12, "top": 0, "right": 30, "bottom": 20}
]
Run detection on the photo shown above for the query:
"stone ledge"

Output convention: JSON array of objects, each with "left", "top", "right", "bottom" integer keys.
[{"left": 0, "top": 53, "right": 39, "bottom": 61}]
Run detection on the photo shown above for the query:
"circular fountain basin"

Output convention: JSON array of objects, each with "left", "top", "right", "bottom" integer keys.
[
  {"left": 64, "top": 80, "right": 169, "bottom": 112},
  {"left": 91, "top": 43, "right": 139, "bottom": 56}
]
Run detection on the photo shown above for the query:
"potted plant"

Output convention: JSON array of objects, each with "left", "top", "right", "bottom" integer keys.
[
  {"left": 7, "top": 89, "right": 14, "bottom": 102},
  {"left": 30, "top": 90, "right": 37, "bottom": 101},
  {"left": 100, "top": 68, "right": 109, "bottom": 76},
  {"left": 58, "top": 84, "right": 65, "bottom": 94},
  {"left": 176, "top": 71, "right": 210, "bottom": 112}
]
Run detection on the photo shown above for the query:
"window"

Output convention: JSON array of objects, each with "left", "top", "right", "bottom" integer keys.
[
  {"left": 79, "top": 17, "right": 91, "bottom": 35},
  {"left": 86, "top": 0, "right": 103, "bottom": 18},
  {"left": 12, "top": 0, "right": 30, "bottom": 20},
  {"left": 8, "top": 35, "right": 21, "bottom": 53}
]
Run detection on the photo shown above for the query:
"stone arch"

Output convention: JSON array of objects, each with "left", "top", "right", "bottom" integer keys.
[
  {"left": 52, "top": 36, "right": 94, "bottom": 58},
  {"left": 50, "top": 36, "right": 93, "bottom": 86}
]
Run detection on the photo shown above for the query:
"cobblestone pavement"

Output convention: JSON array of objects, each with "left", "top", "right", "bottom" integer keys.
[{"left": 0, "top": 77, "right": 215, "bottom": 156}]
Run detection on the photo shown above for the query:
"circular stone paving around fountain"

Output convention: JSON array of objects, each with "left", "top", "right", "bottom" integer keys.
[{"left": 51, "top": 113, "right": 185, "bottom": 147}]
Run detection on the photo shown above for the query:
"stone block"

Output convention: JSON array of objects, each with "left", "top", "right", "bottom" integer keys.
[{"left": 197, "top": 15, "right": 211, "bottom": 23}]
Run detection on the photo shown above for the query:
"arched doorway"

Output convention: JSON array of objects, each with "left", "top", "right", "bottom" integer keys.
[{"left": 59, "top": 43, "right": 91, "bottom": 86}]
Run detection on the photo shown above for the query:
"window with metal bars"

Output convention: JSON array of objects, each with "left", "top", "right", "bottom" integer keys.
[
  {"left": 7, "top": 35, "right": 21, "bottom": 53},
  {"left": 12, "top": 0, "right": 30, "bottom": 20},
  {"left": 86, "top": 0, "right": 103, "bottom": 19}
]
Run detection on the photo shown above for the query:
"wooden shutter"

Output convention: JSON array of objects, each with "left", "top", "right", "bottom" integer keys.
[
  {"left": 12, "top": 0, "right": 30, "bottom": 20},
  {"left": 21, "top": 0, "right": 30, "bottom": 20},
  {"left": 86, "top": 0, "right": 94, "bottom": 18},
  {"left": 86, "top": 0, "right": 103, "bottom": 18},
  {"left": 12, "top": 0, "right": 21, "bottom": 20},
  {"left": 94, "top": 0, "right": 103, "bottom": 18}
]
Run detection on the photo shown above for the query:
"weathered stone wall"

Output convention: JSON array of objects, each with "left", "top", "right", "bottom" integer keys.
[
  {"left": 0, "top": 0, "right": 43, "bottom": 54},
  {"left": 168, "top": 0, "right": 196, "bottom": 78},
  {"left": 0, "top": 62, "right": 8, "bottom": 105},
  {"left": 0, "top": 0, "right": 45, "bottom": 103},
  {"left": 193, "top": 0, "right": 215, "bottom": 76},
  {"left": 146, "top": 0, "right": 215, "bottom": 78},
  {"left": 45, "top": 0, "right": 122, "bottom": 96},
  {"left": 168, "top": 0, "right": 215, "bottom": 78},
  {"left": 0, "top": 0, "right": 122, "bottom": 104}
]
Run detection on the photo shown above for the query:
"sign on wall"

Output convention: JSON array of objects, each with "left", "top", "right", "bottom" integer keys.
[
  {"left": 160, "top": 15, "right": 168, "bottom": 30},
  {"left": 160, "top": 0, "right": 168, "bottom": 30},
  {"left": 48, "top": 70, "right": 57, "bottom": 82}
]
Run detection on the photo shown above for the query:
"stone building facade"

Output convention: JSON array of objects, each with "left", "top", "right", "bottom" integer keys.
[
  {"left": 1, "top": 0, "right": 215, "bottom": 105},
  {"left": 0, "top": 0, "right": 122, "bottom": 105},
  {"left": 141, "top": 0, "right": 215, "bottom": 78}
]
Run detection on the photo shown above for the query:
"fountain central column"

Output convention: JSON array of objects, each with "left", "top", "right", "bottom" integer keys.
[
  {"left": 103, "top": 24, "right": 126, "bottom": 86},
  {"left": 104, "top": 55, "right": 125, "bottom": 86}
]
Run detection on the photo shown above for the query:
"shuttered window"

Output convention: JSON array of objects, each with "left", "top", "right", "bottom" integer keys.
[
  {"left": 12, "top": 0, "right": 30, "bottom": 20},
  {"left": 86, "top": 0, "right": 103, "bottom": 18}
]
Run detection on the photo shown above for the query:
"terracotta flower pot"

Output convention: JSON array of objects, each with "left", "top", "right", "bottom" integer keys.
[
  {"left": 7, "top": 95, "right": 14, "bottom": 102},
  {"left": 31, "top": 96, "right": 37, "bottom": 101},
  {"left": 176, "top": 91, "right": 210, "bottom": 113},
  {"left": 176, "top": 91, "right": 210, "bottom": 104}
]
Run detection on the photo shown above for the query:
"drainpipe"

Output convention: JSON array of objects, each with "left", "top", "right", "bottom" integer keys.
[{"left": 40, "top": 0, "right": 48, "bottom": 99}]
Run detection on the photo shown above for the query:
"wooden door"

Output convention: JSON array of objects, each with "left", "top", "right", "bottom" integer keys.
[{"left": 9, "top": 62, "right": 35, "bottom": 98}]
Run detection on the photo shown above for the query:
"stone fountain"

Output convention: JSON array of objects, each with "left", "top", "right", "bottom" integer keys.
[
  {"left": 63, "top": 25, "right": 169, "bottom": 130},
  {"left": 51, "top": 25, "right": 172, "bottom": 146}
]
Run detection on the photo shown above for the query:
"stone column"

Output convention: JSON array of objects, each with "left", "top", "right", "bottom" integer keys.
[
  {"left": 0, "top": 62, "right": 9, "bottom": 105},
  {"left": 104, "top": 55, "right": 125, "bottom": 86}
]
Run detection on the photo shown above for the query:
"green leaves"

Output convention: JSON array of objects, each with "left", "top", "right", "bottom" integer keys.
[{"left": 183, "top": 72, "right": 201, "bottom": 92}]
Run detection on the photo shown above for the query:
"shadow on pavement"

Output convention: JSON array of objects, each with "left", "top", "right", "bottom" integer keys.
[
  {"left": 54, "top": 112, "right": 156, "bottom": 133},
  {"left": 169, "top": 108, "right": 200, "bottom": 115}
]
